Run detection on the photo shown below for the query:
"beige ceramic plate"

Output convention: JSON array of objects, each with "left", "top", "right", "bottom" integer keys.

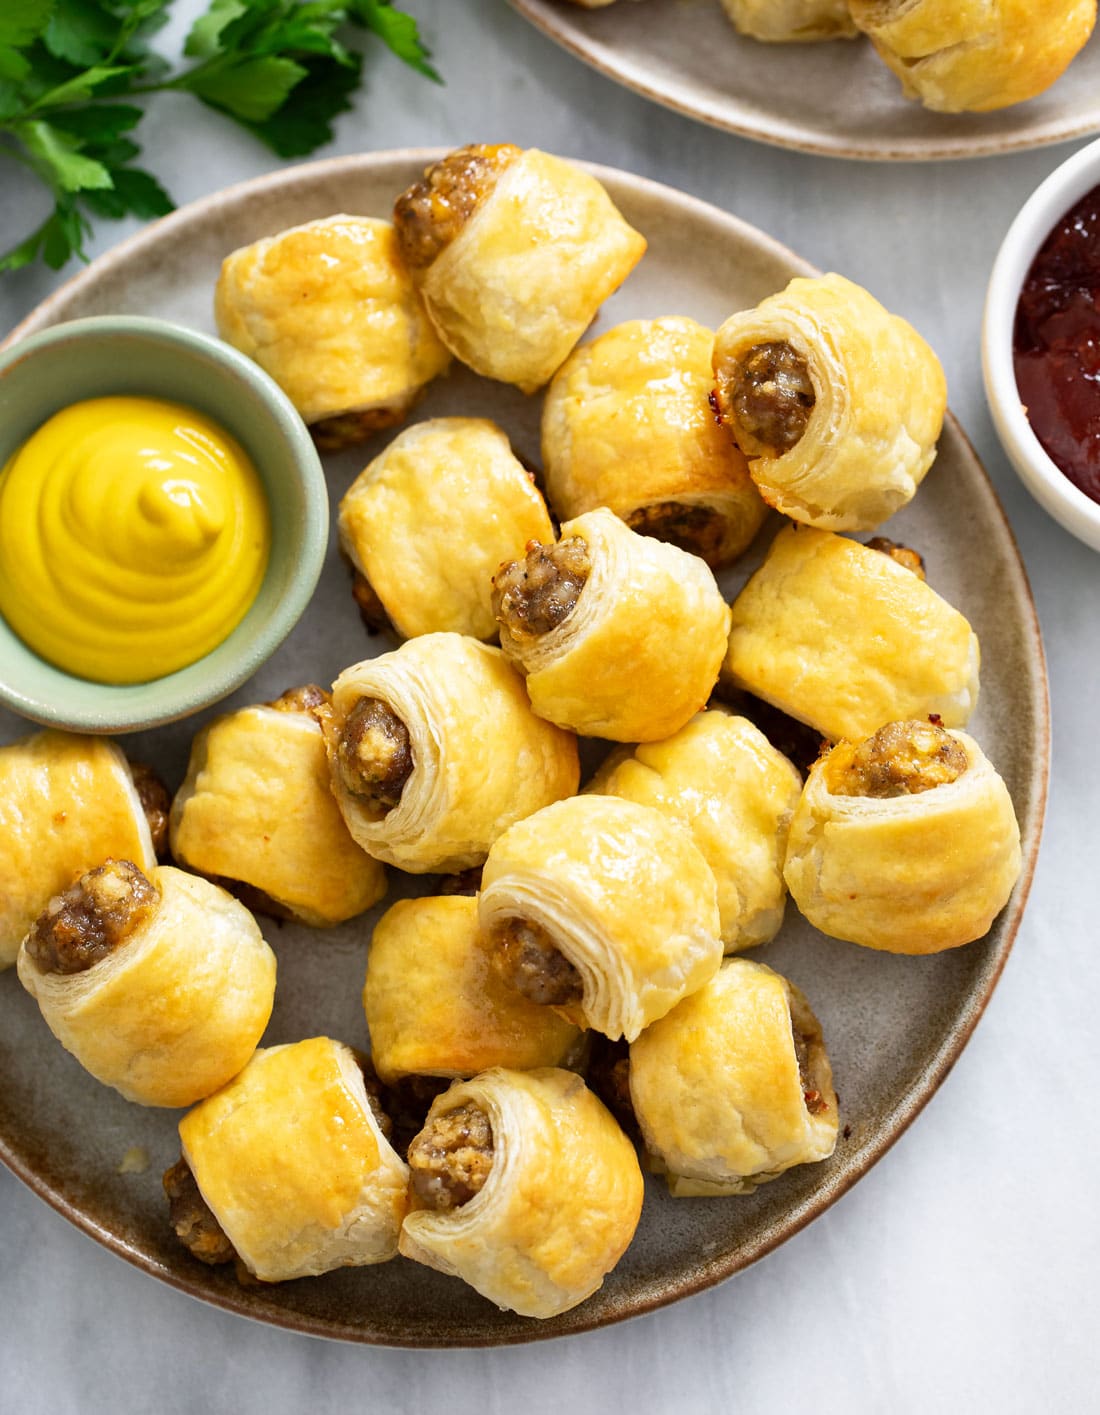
[
  {"left": 511, "top": 0, "right": 1100, "bottom": 160},
  {"left": 0, "top": 151, "right": 1048, "bottom": 1346}
]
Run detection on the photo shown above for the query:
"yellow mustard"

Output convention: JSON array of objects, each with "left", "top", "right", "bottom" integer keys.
[{"left": 0, "top": 395, "right": 271, "bottom": 684}]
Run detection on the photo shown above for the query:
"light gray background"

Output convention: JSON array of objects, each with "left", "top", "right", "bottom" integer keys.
[{"left": 1, "top": 3, "right": 1096, "bottom": 1412}]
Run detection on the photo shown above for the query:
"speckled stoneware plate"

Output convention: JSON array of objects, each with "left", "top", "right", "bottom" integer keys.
[
  {"left": 0, "top": 151, "right": 1049, "bottom": 1347},
  {"left": 510, "top": 0, "right": 1100, "bottom": 161}
]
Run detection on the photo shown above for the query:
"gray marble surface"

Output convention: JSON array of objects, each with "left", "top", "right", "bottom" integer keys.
[{"left": 1, "top": 3, "right": 1097, "bottom": 1411}]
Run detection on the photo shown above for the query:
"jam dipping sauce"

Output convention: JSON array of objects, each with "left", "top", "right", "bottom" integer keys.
[{"left": 1013, "top": 182, "right": 1100, "bottom": 505}]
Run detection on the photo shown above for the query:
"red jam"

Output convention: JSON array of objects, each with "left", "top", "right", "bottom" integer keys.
[{"left": 1013, "top": 181, "right": 1100, "bottom": 505}]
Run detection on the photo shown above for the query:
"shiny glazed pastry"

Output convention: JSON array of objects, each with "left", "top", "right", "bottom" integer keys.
[
  {"left": 479, "top": 794, "right": 723, "bottom": 1041},
  {"left": 493, "top": 507, "right": 731, "bottom": 742},
  {"left": 17, "top": 862, "right": 276, "bottom": 1107},
  {"left": 630, "top": 957, "right": 838, "bottom": 1196},
  {"left": 214, "top": 215, "right": 450, "bottom": 449},
  {"left": 324, "top": 633, "right": 579, "bottom": 873},
  {"left": 393, "top": 145, "right": 646, "bottom": 392},
  {"left": 541, "top": 316, "right": 767, "bottom": 569},
  {"left": 720, "top": 0, "right": 858, "bottom": 41},
  {"left": 338, "top": 418, "right": 553, "bottom": 640},
  {"left": 169, "top": 686, "right": 386, "bottom": 927},
  {"left": 849, "top": 0, "right": 1096, "bottom": 113},
  {"left": 712, "top": 273, "right": 946, "bottom": 530},
  {"left": 173, "top": 1037, "right": 408, "bottom": 1281},
  {"left": 783, "top": 720, "right": 1022, "bottom": 953},
  {"left": 724, "top": 526, "right": 980, "bottom": 742},
  {"left": 0, "top": 730, "right": 158, "bottom": 968},
  {"left": 586, "top": 709, "right": 802, "bottom": 953},
  {"left": 364, "top": 896, "right": 583, "bottom": 1085},
  {"left": 400, "top": 1067, "right": 644, "bottom": 1318}
]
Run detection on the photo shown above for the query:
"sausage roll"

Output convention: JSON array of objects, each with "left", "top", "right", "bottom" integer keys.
[
  {"left": 724, "top": 525, "right": 980, "bottom": 742},
  {"left": 541, "top": 317, "right": 767, "bottom": 569},
  {"left": 849, "top": 0, "right": 1096, "bottom": 113},
  {"left": 169, "top": 686, "right": 386, "bottom": 927},
  {"left": 400, "top": 1067, "right": 644, "bottom": 1318},
  {"left": 214, "top": 215, "right": 450, "bottom": 450},
  {"left": 493, "top": 508, "right": 731, "bottom": 742},
  {"left": 17, "top": 862, "right": 276, "bottom": 1107},
  {"left": 719, "top": 0, "right": 858, "bottom": 41},
  {"left": 783, "top": 720, "right": 1022, "bottom": 953},
  {"left": 0, "top": 730, "right": 158, "bottom": 969},
  {"left": 173, "top": 1037, "right": 408, "bottom": 1281},
  {"left": 586, "top": 709, "right": 802, "bottom": 953},
  {"left": 630, "top": 957, "right": 838, "bottom": 1196},
  {"left": 364, "top": 896, "right": 583, "bottom": 1085},
  {"left": 324, "top": 633, "right": 579, "bottom": 873},
  {"left": 338, "top": 418, "right": 553, "bottom": 641},
  {"left": 393, "top": 145, "right": 647, "bottom": 393},
  {"left": 712, "top": 273, "right": 946, "bottom": 531},
  {"left": 479, "top": 795, "right": 723, "bottom": 1042}
]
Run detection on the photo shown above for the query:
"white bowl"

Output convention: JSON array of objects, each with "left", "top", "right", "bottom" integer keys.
[{"left": 983, "top": 136, "right": 1100, "bottom": 553}]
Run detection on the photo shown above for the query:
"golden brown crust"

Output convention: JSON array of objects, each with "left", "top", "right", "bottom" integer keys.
[
  {"left": 393, "top": 144, "right": 522, "bottom": 271},
  {"left": 24, "top": 860, "right": 158, "bottom": 976}
]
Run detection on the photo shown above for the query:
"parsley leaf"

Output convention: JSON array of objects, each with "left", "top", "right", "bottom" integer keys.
[{"left": 350, "top": 0, "right": 438, "bottom": 82}]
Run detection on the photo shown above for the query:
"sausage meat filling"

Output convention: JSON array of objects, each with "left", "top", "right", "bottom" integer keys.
[
  {"left": 491, "top": 916, "right": 584, "bottom": 1008},
  {"left": 349, "top": 567, "right": 395, "bottom": 636},
  {"left": 866, "top": 536, "right": 926, "bottom": 580},
  {"left": 311, "top": 404, "right": 407, "bottom": 454},
  {"left": 492, "top": 537, "right": 591, "bottom": 641},
  {"left": 25, "top": 859, "right": 157, "bottom": 976},
  {"left": 830, "top": 720, "right": 969, "bottom": 799},
  {"left": 791, "top": 1023, "right": 829, "bottom": 1117},
  {"left": 393, "top": 143, "right": 521, "bottom": 272},
  {"left": 717, "top": 341, "right": 816, "bottom": 459},
  {"left": 335, "top": 697, "right": 414, "bottom": 811},
  {"left": 163, "top": 1157, "right": 236, "bottom": 1266},
  {"left": 268, "top": 683, "right": 330, "bottom": 716},
  {"left": 625, "top": 500, "right": 728, "bottom": 563},
  {"left": 407, "top": 1102, "right": 495, "bottom": 1211},
  {"left": 129, "top": 761, "right": 170, "bottom": 858}
]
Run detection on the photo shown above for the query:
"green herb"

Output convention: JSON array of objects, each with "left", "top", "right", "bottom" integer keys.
[{"left": 0, "top": 0, "right": 439, "bottom": 274}]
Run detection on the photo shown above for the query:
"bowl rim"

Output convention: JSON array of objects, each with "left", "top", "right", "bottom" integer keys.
[
  {"left": 982, "top": 135, "right": 1100, "bottom": 551},
  {"left": 0, "top": 314, "right": 329, "bottom": 732}
]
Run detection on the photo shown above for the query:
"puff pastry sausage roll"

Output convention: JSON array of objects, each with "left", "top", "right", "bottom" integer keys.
[
  {"left": 849, "top": 0, "right": 1096, "bottom": 113},
  {"left": 720, "top": 0, "right": 857, "bottom": 41},
  {"left": 783, "top": 720, "right": 1022, "bottom": 953},
  {"left": 479, "top": 795, "right": 723, "bottom": 1041},
  {"left": 338, "top": 418, "right": 553, "bottom": 640},
  {"left": 214, "top": 215, "right": 450, "bottom": 450},
  {"left": 724, "top": 526, "right": 980, "bottom": 742},
  {"left": 325, "top": 633, "right": 579, "bottom": 873},
  {"left": 587, "top": 709, "right": 802, "bottom": 953},
  {"left": 712, "top": 273, "right": 946, "bottom": 531},
  {"left": 0, "top": 730, "right": 158, "bottom": 969},
  {"left": 172, "top": 1037, "right": 408, "bottom": 1281},
  {"left": 630, "top": 958, "right": 838, "bottom": 1196},
  {"left": 493, "top": 508, "right": 731, "bottom": 742},
  {"left": 400, "top": 1068, "right": 643, "bottom": 1318},
  {"left": 169, "top": 686, "right": 386, "bottom": 927},
  {"left": 542, "top": 317, "right": 766, "bottom": 569},
  {"left": 17, "top": 862, "right": 276, "bottom": 1107},
  {"left": 393, "top": 145, "right": 646, "bottom": 392},
  {"left": 364, "top": 896, "right": 582, "bottom": 1085}
]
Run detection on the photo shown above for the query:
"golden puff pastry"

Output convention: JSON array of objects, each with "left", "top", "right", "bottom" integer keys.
[
  {"left": 479, "top": 795, "right": 723, "bottom": 1042},
  {"left": 338, "top": 418, "right": 553, "bottom": 641},
  {"left": 364, "top": 896, "right": 583, "bottom": 1085},
  {"left": 541, "top": 317, "right": 767, "bottom": 569},
  {"left": 17, "top": 862, "right": 275, "bottom": 1107},
  {"left": 783, "top": 720, "right": 1022, "bottom": 953},
  {"left": 630, "top": 957, "right": 838, "bottom": 1196},
  {"left": 493, "top": 507, "right": 731, "bottom": 742},
  {"left": 586, "top": 709, "right": 802, "bottom": 953},
  {"left": 393, "top": 146, "right": 646, "bottom": 393},
  {"left": 720, "top": 0, "right": 858, "bottom": 41},
  {"left": 849, "top": 0, "right": 1096, "bottom": 113},
  {"left": 724, "top": 525, "right": 980, "bottom": 742},
  {"left": 214, "top": 215, "right": 450, "bottom": 449},
  {"left": 176, "top": 1037, "right": 408, "bottom": 1281},
  {"left": 324, "top": 633, "right": 579, "bottom": 874},
  {"left": 400, "top": 1067, "right": 643, "bottom": 1318},
  {"left": 0, "top": 730, "right": 157, "bottom": 969},
  {"left": 712, "top": 273, "right": 946, "bottom": 531},
  {"left": 169, "top": 686, "right": 386, "bottom": 927}
]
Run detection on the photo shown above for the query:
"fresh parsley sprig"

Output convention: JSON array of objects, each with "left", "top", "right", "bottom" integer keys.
[{"left": 0, "top": 0, "right": 439, "bottom": 274}]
